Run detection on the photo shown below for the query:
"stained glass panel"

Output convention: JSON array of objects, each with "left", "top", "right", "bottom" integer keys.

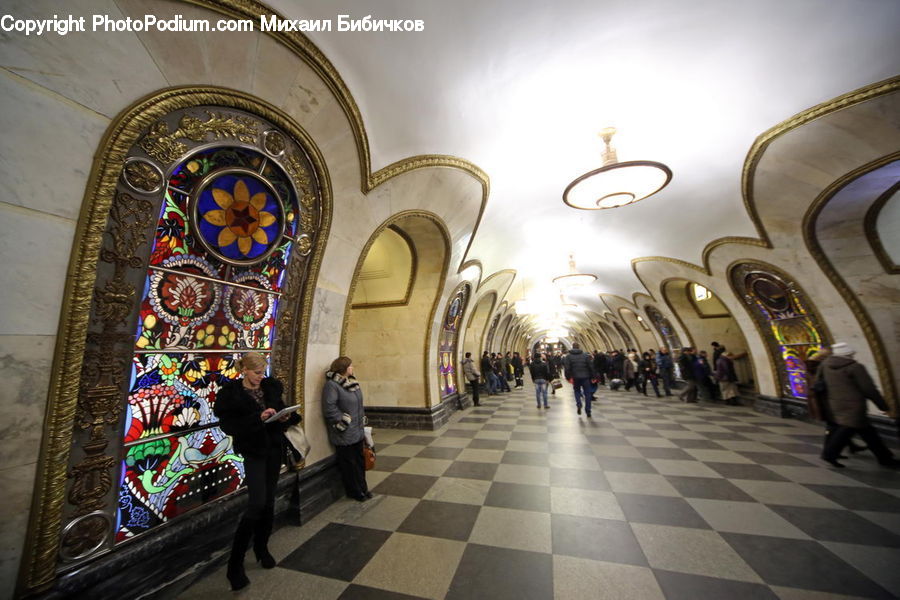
[
  {"left": 439, "top": 285, "right": 469, "bottom": 397},
  {"left": 731, "top": 264, "right": 828, "bottom": 400},
  {"left": 645, "top": 305, "right": 682, "bottom": 352},
  {"left": 117, "top": 142, "right": 304, "bottom": 543}
]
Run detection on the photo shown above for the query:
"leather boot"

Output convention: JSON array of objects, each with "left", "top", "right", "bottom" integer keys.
[
  {"left": 254, "top": 509, "right": 276, "bottom": 569},
  {"left": 227, "top": 517, "right": 255, "bottom": 590}
]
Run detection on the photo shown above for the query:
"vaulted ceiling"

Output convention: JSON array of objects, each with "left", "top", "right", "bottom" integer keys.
[{"left": 269, "top": 0, "right": 900, "bottom": 331}]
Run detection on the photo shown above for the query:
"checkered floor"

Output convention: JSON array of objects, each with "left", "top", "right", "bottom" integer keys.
[{"left": 181, "top": 382, "right": 900, "bottom": 599}]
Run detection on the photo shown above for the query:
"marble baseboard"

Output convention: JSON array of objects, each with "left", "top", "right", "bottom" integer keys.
[
  {"left": 365, "top": 393, "right": 470, "bottom": 431},
  {"left": 31, "top": 457, "right": 343, "bottom": 600}
]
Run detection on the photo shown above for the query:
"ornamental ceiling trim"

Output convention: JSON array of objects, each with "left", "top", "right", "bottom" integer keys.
[{"left": 189, "top": 1, "right": 489, "bottom": 274}]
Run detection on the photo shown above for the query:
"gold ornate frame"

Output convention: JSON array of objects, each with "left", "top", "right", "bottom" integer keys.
[{"left": 19, "top": 86, "right": 333, "bottom": 595}]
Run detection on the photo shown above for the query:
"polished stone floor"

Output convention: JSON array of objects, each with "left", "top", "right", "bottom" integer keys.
[{"left": 181, "top": 382, "right": 900, "bottom": 599}]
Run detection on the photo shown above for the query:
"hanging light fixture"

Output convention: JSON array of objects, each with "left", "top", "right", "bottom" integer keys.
[
  {"left": 563, "top": 127, "right": 672, "bottom": 210},
  {"left": 552, "top": 253, "right": 596, "bottom": 289}
]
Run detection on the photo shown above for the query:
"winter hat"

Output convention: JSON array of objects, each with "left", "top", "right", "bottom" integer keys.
[{"left": 830, "top": 342, "right": 855, "bottom": 357}]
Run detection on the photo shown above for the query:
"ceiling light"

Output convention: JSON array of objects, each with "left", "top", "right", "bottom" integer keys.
[
  {"left": 552, "top": 253, "right": 596, "bottom": 289},
  {"left": 563, "top": 127, "right": 672, "bottom": 210}
]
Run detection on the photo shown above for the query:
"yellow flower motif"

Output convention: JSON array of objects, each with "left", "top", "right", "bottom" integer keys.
[{"left": 202, "top": 179, "right": 276, "bottom": 257}]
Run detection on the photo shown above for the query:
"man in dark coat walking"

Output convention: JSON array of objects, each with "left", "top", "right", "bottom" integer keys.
[
  {"left": 563, "top": 343, "right": 597, "bottom": 417},
  {"left": 816, "top": 343, "right": 898, "bottom": 468}
]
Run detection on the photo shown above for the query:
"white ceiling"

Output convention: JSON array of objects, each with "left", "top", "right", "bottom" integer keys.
[{"left": 269, "top": 0, "right": 900, "bottom": 330}]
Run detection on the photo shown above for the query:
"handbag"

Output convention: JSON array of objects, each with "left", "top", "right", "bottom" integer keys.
[
  {"left": 362, "top": 445, "right": 376, "bottom": 471},
  {"left": 284, "top": 423, "right": 311, "bottom": 470},
  {"left": 550, "top": 378, "right": 563, "bottom": 390}
]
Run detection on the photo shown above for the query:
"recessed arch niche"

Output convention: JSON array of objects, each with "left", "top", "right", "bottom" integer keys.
[
  {"left": 343, "top": 213, "right": 450, "bottom": 408},
  {"left": 350, "top": 225, "right": 416, "bottom": 308},
  {"left": 662, "top": 279, "right": 757, "bottom": 389}
]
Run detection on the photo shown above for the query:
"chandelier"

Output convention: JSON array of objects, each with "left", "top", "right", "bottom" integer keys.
[
  {"left": 563, "top": 127, "right": 672, "bottom": 210},
  {"left": 552, "top": 253, "right": 596, "bottom": 289}
]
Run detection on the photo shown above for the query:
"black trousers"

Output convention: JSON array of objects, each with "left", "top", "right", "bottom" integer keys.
[
  {"left": 243, "top": 447, "right": 282, "bottom": 521},
  {"left": 823, "top": 424, "right": 894, "bottom": 463},
  {"left": 468, "top": 380, "right": 480, "bottom": 406},
  {"left": 335, "top": 440, "right": 369, "bottom": 498}
]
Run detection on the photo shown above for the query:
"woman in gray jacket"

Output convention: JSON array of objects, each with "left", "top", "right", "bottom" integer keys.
[{"left": 323, "top": 356, "right": 371, "bottom": 500}]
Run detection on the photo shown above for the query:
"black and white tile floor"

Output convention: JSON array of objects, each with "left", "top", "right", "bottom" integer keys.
[{"left": 182, "top": 382, "right": 900, "bottom": 599}]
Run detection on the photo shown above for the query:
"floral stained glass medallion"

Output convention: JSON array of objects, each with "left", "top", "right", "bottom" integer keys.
[{"left": 194, "top": 169, "right": 285, "bottom": 264}]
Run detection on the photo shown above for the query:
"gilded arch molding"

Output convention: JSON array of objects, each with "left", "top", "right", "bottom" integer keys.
[
  {"left": 20, "top": 86, "right": 333, "bottom": 595},
  {"left": 188, "top": 0, "right": 489, "bottom": 273},
  {"left": 339, "top": 210, "right": 452, "bottom": 409}
]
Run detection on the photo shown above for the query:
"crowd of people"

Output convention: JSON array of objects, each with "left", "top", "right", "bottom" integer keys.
[
  {"left": 463, "top": 342, "right": 749, "bottom": 412},
  {"left": 461, "top": 340, "right": 897, "bottom": 471}
]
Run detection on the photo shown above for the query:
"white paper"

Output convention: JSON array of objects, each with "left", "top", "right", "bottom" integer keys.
[{"left": 264, "top": 404, "right": 300, "bottom": 423}]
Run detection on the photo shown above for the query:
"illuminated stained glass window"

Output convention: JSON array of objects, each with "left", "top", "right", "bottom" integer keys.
[
  {"left": 645, "top": 305, "right": 683, "bottom": 351},
  {"left": 116, "top": 128, "right": 315, "bottom": 543},
  {"left": 730, "top": 263, "right": 829, "bottom": 400},
  {"left": 438, "top": 284, "right": 470, "bottom": 397}
]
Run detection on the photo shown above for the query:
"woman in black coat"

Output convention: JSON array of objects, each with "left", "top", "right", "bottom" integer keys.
[
  {"left": 323, "top": 356, "right": 371, "bottom": 501},
  {"left": 214, "top": 352, "right": 299, "bottom": 591}
]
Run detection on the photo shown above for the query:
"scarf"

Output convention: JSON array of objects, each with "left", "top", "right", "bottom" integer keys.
[{"left": 325, "top": 370, "right": 360, "bottom": 392}]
